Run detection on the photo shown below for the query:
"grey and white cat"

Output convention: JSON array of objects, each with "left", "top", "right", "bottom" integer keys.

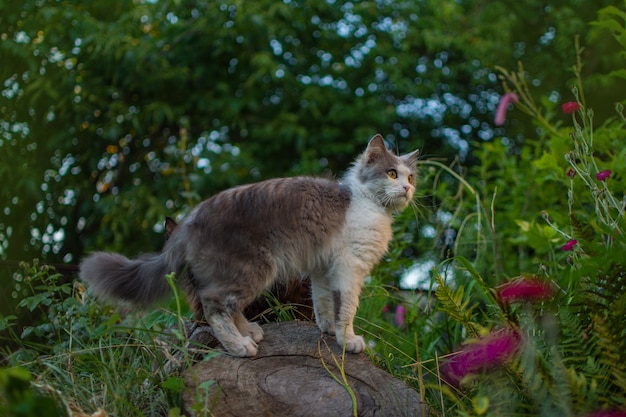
[{"left": 80, "top": 134, "right": 418, "bottom": 357}]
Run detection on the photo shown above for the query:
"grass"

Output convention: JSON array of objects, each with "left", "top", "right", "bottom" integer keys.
[
  {"left": 0, "top": 263, "right": 206, "bottom": 417},
  {"left": 2, "top": 322, "right": 177, "bottom": 416},
  {"left": 318, "top": 336, "right": 358, "bottom": 417},
  {"left": 355, "top": 281, "right": 457, "bottom": 416}
]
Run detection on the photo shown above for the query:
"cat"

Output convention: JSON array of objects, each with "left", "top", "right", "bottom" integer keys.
[
  {"left": 79, "top": 134, "right": 419, "bottom": 357},
  {"left": 165, "top": 216, "right": 315, "bottom": 322}
]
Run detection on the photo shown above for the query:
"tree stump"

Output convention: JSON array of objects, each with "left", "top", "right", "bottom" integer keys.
[{"left": 182, "top": 320, "right": 426, "bottom": 417}]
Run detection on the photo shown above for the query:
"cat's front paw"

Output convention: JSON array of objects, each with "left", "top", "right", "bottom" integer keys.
[
  {"left": 338, "top": 335, "right": 366, "bottom": 354},
  {"left": 317, "top": 319, "right": 335, "bottom": 335},
  {"left": 227, "top": 336, "right": 258, "bottom": 357}
]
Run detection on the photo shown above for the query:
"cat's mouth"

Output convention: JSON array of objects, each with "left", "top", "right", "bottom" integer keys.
[
  {"left": 398, "top": 195, "right": 412, "bottom": 206},
  {"left": 386, "top": 192, "right": 412, "bottom": 209}
]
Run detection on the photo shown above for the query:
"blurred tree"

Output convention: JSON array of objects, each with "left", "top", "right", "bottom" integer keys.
[{"left": 0, "top": 0, "right": 623, "bottom": 300}]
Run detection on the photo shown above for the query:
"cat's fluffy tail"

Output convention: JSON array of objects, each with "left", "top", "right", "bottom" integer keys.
[{"left": 79, "top": 251, "right": 175, "bottom": 308}]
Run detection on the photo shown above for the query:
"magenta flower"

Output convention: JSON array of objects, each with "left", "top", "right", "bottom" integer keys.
[
  {"left": 494, "top": 92, "right": 519, "bottom": 126},
  {"left": 596, "top": 170, "right": 612, "bottom": 181},
  {"left": 441, "top": 328, "right": 521, "bottom": 386},
  {"left": 497, "top": 277, "right": 554, "bottom": 303},
  {"left": 566, "top": 168, "right": 576, "bottom": 178},
  {"left": 562, "top": 101, "right": 581, "bottom": 114},
  {"left": 395, "top": 305, "right": 406, "bottom": 328},
  {"left": 561, "top": 239, "right": 578, "bottom": 251}
]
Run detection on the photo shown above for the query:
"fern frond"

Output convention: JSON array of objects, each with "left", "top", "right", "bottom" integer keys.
[
  {"left": 592, "top": 312, "right": 626, "bottom": 406},
  {"left": 565, "top": 256, "right": 626, "bottom": 404},
  {"left": 434, "top": 270, "right": 480, "bottom": 337},
  {"left": 569, "top": 212, "right": 595, "bottom": 244},
  {"left": 596, "top": 262, "right": 626, "bottom": 305},
  {"left": 564, "top": 366, "right": 604, "bottom": 411},
  {"left": 558, "top": 309, "right": 597, "bottom": 369}
]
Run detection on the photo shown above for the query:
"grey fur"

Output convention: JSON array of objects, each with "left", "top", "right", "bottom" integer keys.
[
  {"left": 80, "top": 135, "right": 419, "bottom": 357},
  {"left": 79, "top": 251, "right": 175, "bottom": 308}
]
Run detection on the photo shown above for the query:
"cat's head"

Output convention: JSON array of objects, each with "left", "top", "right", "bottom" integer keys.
[{"left": 351, "top": 134, "right": 419, "bottom": 212}]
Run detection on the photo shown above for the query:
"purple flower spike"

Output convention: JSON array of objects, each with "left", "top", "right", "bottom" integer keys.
[
  {"left": 596, "top": 170, "right": 611, "bottom": 181},
  {"left": 566, "top": 168, "right": 576, "bottom": 178},
  {"left": 494, "top": 92, "right": 519, "bottom": 126},
  {"left": 441, "top": 328, "right": 521, "bottom": 387},
  {"left": 497, "top": 277, "right": 554, "bottom": 304},
  {"left": 561, "top": 239, "right": 578, "bottom": 251},
  {"left": 562, "top": 102, "right": 581, "bottom": 114}
]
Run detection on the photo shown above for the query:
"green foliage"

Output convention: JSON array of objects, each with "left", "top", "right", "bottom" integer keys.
[
  {"left": 0, "top": 367, "right": 67, "bottom": 417},
  {"left": 414, "top": 18, "right": 626, "bottom": 417},
  {"left": 357, "top": 5, "right": 626, "bottom": 415},
  {"left": 0, "top": 261, "right": 204, "bottom": 416}
]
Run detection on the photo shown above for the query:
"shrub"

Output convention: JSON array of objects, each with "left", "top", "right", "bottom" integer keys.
[
  {"left": 424, "top": 43, "right": 626, "bottom": 416},
  {"left": 0, "top": 262, "right": 191, "bottom": 417}
]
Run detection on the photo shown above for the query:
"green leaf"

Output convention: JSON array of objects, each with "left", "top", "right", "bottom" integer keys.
[
  {"left": 18, "top": 292, "right": 53, "bottom": 312},
  {"left": 197, "top": 379, "right": 215, "bottom": 390},
  {"left": 161, "top": 376, "right": 185, "bottom": 393},
  {"left": 0, "top": 315, "right": 17, "bottom": 331}
]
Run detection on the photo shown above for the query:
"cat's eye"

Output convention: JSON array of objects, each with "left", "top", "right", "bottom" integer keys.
[
  {"left": 408, "top": 174, "right": 415, "bottom": 185},
  {"left": 387, "top": 169, "right": 398, "bottom": 179}
]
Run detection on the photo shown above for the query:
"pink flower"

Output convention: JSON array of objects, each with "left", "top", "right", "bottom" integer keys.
[
  {"left": 561, "top": 239, "right": 578, "bottom": 251},
  {"left": 381, "top": 305, "right": 390, "bottom": 314},
  {"left": 394, "top": 305, "right": 406, "bottom": 328},
  {"left": 494, "top": 92, "right": 519, "bottom": 126},
  {"left": 441, "top": 328, "right": 521, "bottom": 386},
  {"left": 497, "top": 277, "right": 554, "bottom": 303},
  {"left": 566, "top": 168, "right": 576, "bottom": 178},
  {"left": 562, "top": 102, "right": 581, "bottom": 114},
  {"left": 596, "top": 170, "right": 611, "bottom": 181}
]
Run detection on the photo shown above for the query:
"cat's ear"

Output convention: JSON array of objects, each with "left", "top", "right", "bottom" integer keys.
[
  {"left": 165, "top": 217, "right": 178, "bottom": 240},
  {"left": 401, "top": 149, "right": 420, "bottom": 167},
  {"left": 365, "top": 134, "right": 388, "bottom": 162}
]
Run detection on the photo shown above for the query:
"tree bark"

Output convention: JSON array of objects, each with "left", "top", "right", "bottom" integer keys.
[{"left": 182, "top": 320, "right": 426, "bottom": 417}]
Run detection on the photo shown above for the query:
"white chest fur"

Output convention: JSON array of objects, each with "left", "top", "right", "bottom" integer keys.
[{"left": 340, "top": 191, "right": 394, "bottom": 273}]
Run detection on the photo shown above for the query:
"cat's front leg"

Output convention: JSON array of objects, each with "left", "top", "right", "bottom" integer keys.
[
  {"left": 311, "top": 278, "right": 335, "bottom": 335},
  {"left": 333, "top": 286, "right": 366, "bottom": 354}
]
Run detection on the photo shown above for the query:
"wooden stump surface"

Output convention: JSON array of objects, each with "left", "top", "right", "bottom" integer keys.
[{"left": 182, "top": 320, "right": 426, "bottom": 417}]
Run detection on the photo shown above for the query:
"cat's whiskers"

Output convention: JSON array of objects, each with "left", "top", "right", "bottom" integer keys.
[
  {"left": 407, "top": 191, "right": 430, "bottom": 223},
  {"left": 375, "top": 189, "right": 396, "bottom": 208},
  {"left": 408, "top": 199, "right": 422, "bottom": 221}
]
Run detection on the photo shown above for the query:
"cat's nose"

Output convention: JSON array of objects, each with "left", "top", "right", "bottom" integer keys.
[{"left": 403, "top": 184, "right": 411, "bottom": 193}]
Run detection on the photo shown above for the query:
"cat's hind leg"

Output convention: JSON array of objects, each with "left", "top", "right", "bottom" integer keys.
[
  {"left": 202, "top": 297, "right": 258, "bottom": 357},
  {"left": 195, "top": 255, "right": 276, "bottom": 356},
  {"left": 234, "top": 312, "right": 264, "bottom": 343}
]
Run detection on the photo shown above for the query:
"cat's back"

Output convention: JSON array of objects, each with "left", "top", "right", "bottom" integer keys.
[{"left": 188, "top": 176, "right": 351, "bottom": 239}]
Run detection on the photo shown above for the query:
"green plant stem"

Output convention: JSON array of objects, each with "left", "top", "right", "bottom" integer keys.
[
  {"left": 417, "top": 159, "right": 483, "bottom": 261},
  {"left": 318, "top": 338, "right": 358, "bottom": 417}
]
